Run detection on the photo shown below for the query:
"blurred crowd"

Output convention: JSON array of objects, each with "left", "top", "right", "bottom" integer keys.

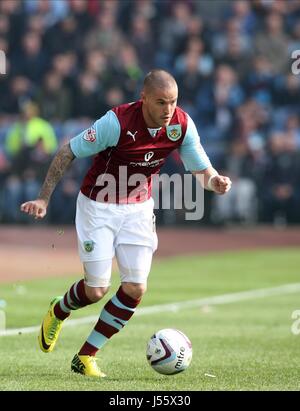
[{"left": 0, "top": 0, "right": 300, "bottom": 226}]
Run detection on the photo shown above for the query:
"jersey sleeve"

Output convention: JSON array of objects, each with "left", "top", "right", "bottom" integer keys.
[
  {"left": 179, "top": 114, "right": 211, "bottom": 172},
  {"left": 69, "top": 110, "right": 120, "bottom": 158}
]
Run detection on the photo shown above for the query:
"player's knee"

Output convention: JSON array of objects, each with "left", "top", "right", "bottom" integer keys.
[
  {"left": 85, "top": 285, "right": 110, "bottom": 303},
  {"left": 122, "top": 282, "right": 147, "bottom": 300}
]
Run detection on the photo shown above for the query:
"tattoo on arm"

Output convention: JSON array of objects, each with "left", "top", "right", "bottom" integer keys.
[{"left": 38, "top": 143, "right": 75, "bottom": 204}]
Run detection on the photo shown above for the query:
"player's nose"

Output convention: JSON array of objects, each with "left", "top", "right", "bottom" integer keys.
[{"left": 164, "top": 104, "right": 172, "bottom": 115}]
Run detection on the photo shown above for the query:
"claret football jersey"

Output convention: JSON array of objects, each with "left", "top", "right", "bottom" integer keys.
[{"left": 70, "top": 100, "right": 211, "bottom": 203}]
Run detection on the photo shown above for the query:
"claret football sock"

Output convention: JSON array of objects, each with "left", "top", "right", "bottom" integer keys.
[
  {"left": 54, "top": 279, "right": 93, "bottom": 320},
  {"left": 78, "top": 286, "right": 141, "bottom": 356}
]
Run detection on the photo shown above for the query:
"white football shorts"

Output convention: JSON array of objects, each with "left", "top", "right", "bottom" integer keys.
[{"left": 75, "top": 191, "right": 158, "bottom": 286}]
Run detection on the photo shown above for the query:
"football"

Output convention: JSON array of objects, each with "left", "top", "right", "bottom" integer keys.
[{"left": 146, "top": 328, "right": 192, "bottom": 375}]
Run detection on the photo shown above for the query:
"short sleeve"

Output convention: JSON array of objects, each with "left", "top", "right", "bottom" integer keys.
[
  {"left": 179, "top": 114, "right": 211, "bottom": 172},
  {"left": 69, "top": 110, "right": 120, "bottom": 158}
]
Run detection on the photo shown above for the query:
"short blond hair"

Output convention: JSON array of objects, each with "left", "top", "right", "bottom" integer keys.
[{"left": 143, "top": 69, "right": 177, "bottom": 93}]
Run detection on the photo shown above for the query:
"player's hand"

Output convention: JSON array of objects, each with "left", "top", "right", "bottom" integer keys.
[
  {"left": 211, "top": 175, "right": 232, "bottom": 195},
  {"left": 20, "top": 199, "right": 48, "bottom": 219}
]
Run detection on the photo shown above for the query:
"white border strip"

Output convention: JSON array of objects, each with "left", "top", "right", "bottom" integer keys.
[{"left": 1, "top": 283, "right": 300, "bottom": 337}]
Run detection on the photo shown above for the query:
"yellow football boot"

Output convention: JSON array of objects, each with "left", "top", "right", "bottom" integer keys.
[
  {"left": 38, "top": 296, "right": 64, "bottom": 353},
  {"left": 71, "top": 354, "right": 106, "bottom": 377}
]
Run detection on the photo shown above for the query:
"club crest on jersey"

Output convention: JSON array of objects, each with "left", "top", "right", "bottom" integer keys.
[
  {"left": 166, "top": 125, "right": 182, "bottom": 141},
  {"left": 83, "top": 127, "right": 96, "bottom": 143}
]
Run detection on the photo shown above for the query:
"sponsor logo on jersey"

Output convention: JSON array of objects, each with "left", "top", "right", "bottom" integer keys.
[
  {"left": 144, "top": 151, "right": 154, "bottom": 161},
  {"left": 83, "top": 127, "right": 96, "bottom": 143},
  {"left": 129, "top": 158, "right": 164, "bottom": 167},
  {"left": 166, "top": 124, "right": 182, "bottom": 141}
]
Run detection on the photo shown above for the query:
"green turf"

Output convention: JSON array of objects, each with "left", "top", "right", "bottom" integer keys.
[{"left": 1, "top": 248, "right": 300, "bottom": 391}]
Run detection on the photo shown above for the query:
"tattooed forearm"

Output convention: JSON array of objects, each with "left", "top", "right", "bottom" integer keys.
[{"left": 38, "top": 143, "right": 75, "bottom": 204}]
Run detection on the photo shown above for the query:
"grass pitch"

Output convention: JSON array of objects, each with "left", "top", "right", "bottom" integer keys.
[{"left": 0, "top": 248, "right": 300, "bottom": 391}]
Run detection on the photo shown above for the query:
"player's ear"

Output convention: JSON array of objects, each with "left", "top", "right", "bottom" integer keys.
[{"left": 141, "top": 90, "right": 146, "bottom": 103}]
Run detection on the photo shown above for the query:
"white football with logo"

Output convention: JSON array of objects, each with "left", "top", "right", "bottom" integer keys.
[{"left": 146, "top": 328, "right": 192, "bottom": 375}]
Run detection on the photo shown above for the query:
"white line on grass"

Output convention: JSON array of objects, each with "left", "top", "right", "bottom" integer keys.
[{"left": 1, "top": 282, "right": 300, "bottom": 337}]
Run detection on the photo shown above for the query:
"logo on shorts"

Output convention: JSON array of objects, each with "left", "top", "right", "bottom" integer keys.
[
  {"left": 83, "top": 240, "right": 94, "bottom": 252},
  {"left": 166, "top": 125, "right": 182, "bottom": 141},
  {"left": 83, "top": 127, "right": 96, "bottom": 143}
]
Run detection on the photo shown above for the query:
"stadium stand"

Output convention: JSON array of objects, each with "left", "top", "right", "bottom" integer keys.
[{"left": 0, "top": 0, "right": 300, "bottom": 225}]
